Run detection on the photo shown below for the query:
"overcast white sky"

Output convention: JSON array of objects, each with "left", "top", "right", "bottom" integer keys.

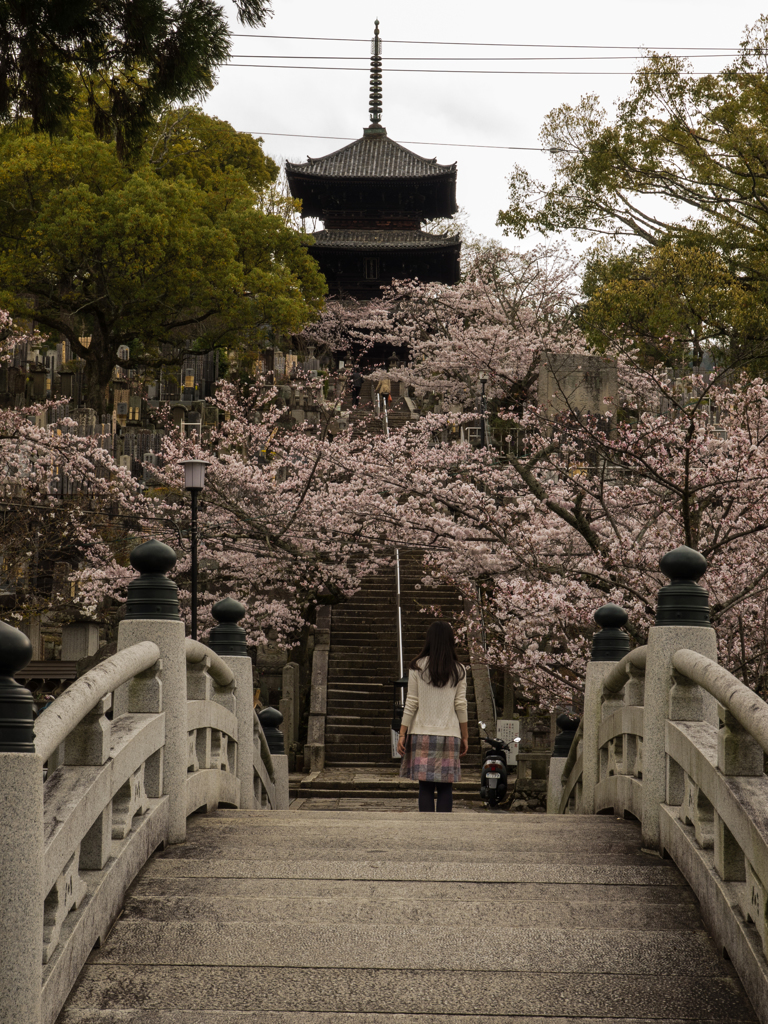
[{"left": 204, "top": 0, "right": 766, "bottom": 243}]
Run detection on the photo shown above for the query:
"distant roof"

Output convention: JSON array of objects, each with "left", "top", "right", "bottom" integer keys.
[
  {"left": 286, "top": 131, "right": 456, "bottom": 181},
  {"left": 310, "top": 229, "right": 461, "bottom": 250}
]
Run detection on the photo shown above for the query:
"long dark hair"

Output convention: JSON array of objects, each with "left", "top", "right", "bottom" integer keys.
[{"left": 409, "top": 620, "right": 463, "bottom": 688}]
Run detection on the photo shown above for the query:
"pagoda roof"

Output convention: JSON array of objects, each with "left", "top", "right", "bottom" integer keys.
[
  {"left": 310, "top": 229, "right": 460, "bottom": 250},
  {"left": 286, "top": 132, "right": 456, "bottom": 181}
]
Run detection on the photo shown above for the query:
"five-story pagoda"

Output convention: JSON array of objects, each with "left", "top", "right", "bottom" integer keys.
[{"left": 286, "top": 21, "right": 461, "bottom": 299}]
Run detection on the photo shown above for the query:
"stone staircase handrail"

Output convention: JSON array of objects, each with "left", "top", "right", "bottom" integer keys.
[
  {"left": 254, "top": 709, "right": 276, "bottom": 783},
  {"left": 560, "top": 717, "right": 584, "bottom": 786},
  {"left": 185, "top": 638, "right": 235, "bottom": 688},
  {"left": 672, "top": 648, "right": 768, "bottom": 754},
  {"left": 602, "top": 645, "right": 647, "bottom": 697},
  {"left": 0, "top": 540, "right": 281, "bottom": 1024},
  {"left": 34, "top": 640, "right": 161, "bottom": 763},
  {"left": 550, "top": 556, "right": 768, "bottom": 1023}
]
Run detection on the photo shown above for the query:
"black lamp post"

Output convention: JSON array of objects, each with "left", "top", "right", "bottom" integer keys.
[
  {"left": 179, "top": 459, "right": 209, "bottom": 640},
  {"left": 479, "top": 371, "right": 488, "bottom": 448}
]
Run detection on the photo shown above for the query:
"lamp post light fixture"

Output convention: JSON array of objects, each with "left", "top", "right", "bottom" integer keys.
[
  {"left": 179, "top": 459, "right": 210, "bottom": 641},
  {"left": 478, "top": 371, "right": 489, "bottom": 448}
]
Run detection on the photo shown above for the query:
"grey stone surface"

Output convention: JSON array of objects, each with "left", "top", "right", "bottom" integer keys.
[
  {"left": 121, "top": 893, "right": 701, "bottom": 929},
  {"left": 61, "top": 964, "right": 753, "bottom": 1018},
  {"left": 222, "top": 656, "right": 255, "bottom": 810},
  {"left": 87, "top": 921, "right": 722, "bottom": 972},
  {"left": 58, "top": 1015, "right": 754, "bottom": 1024},
  {"left": 118, "top": 619, "right": 187, "bottom": 844},
  {"left": 143, "top": 856, "right": 682, "bottom": 883},
  {"left": 43, "top": 802, "right": 168, "bottom": 1024},
  {"left": 154, "top": 837, "right": 655, "bottom": 862},
  {"left": 281, "top": 661, "right": 300, "bottom": 745},
  {"left": 309, "top": 650, "right": 329, "bottom": 714},
  {"left": 127, "top": 876, "right": 694, "bottom": 902},
  {"left": 0, "top": 752, "right": 44, "bottom": 1024},
  {"left": 271, "top": 753, "right": 289, "bottom": 810},
  {"left": 35, "top": 641, "right": 161, "bottom": 764},
  {"left": 643, "top": 624, "right": 717, "bottom": 852},
  {"left": 547, "top": 754, "right": 567, "bottom": 813},
  {"left": 661, "top": 791, "right": 768, "bottom": 1024},
  {"left": 582, "top": 660, "right": 617, "bottom": 814},
  {"left": 56, "top": 810, "right": 756, "bottom": 1024}
]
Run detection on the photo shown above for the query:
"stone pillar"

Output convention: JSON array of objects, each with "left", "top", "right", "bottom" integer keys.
[
  {"left": 207, "top": 597, "right": 255, "bottom": 810},
  {"left": 61, "top": 621, "right": 100, "bottom": 662},
  {"left": 642, "top": 546, "right": 717, "bottom": 852},
  {"left": 502, "top": 669, "right": 517, "bottom": 720},
  {"left": 118, "top": 540, "right": 188, "bottom": 845},
  {"left": 281, "top": 662, "right": 300, "bottom": 742},
  {"left": 279, "top": 662, "right": 299, "bottom": 772},
  {"left": 547, "top": 712, "right": 581, "bottom": 813},
  {"left": 0, "top": 621, "right": 43, "bottom": 1024},
  {"left": 515, "top": 715, "right": 553, "bottom": 809},
  {"left": 306, "top": 606, "right": 331, "bottom": 773},
  {"left": 581, "top": 604, "right": 630, "bottom": 814},
  {"left": 258, "top": 708, "right": 289, "bottom": 809}
]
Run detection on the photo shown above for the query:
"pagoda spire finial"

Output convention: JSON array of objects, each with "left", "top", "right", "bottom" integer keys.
[{"left": 365, "top": 18, "right": 386, "bottom": 136}]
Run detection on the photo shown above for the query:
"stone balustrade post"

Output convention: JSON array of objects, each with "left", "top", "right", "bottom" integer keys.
[
  {"left": 208, "top": 597, "right": 255, "bottom": 810},
  {"left": 258, "top": 707, "right": 290, "bottom": 809},
  {"left": 0, "top": 620, "right": 43, "bottom": 1024},
  {"left": 642, "top": 546, "right": 717, "bottom": 852},
  {"left": 548, "top": 711, "right": 580, "bottom": 813},
  {"left": 581, "top": 604, "right": 631, "bottom": 814},
  {"left": 117, "top": 539, "right": 188, "bottom": 844}
]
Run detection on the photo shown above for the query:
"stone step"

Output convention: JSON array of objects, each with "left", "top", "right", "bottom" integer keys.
[
  {"left": 324, "top": 749, "right": 396, "bottom": 758},
  {"left": 293, "top": 787, "right": 485, "bottom": 804},
  {"left": 297, "top": 778, "right": 483, "bottom": 794}
]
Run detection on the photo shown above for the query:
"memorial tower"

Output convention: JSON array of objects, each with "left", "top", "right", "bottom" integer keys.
[{"left": 286, "top": 21, "right": 461, "bottom": 299}]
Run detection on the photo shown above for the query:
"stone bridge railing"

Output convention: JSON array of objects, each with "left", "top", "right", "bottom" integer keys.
[
  {"left": 0, "top": 539, "right": 288, "bottom": 1024},
  {"left": 553, "top": 546, "right": 768, "bottom": 1023}
]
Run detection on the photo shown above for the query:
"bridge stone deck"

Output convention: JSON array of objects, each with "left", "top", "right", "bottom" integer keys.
[{"left": 58, "top": 809, "right": 755, "bottom": 1022}]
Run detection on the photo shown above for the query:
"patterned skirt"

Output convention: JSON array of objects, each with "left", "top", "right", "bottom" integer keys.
[{"left": 399, "top": 733, "right": 462, "bottom": 783}]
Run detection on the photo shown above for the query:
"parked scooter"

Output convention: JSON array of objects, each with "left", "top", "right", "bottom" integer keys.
[{"left": 479, "top": 721, "right": 518, "bottom": 807}]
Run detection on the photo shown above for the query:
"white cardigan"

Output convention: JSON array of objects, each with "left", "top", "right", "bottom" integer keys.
[{"left": 401, "top": 658, "right": 468, "bottom": 739}]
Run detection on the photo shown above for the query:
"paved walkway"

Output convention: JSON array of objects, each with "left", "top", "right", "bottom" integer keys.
[{"left": 59, "top": 809, "right": 756, "bottom": 1022}]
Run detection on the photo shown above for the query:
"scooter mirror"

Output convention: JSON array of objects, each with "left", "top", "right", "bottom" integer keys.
[
  {"left": 514, "top": 737, "right": 521, "bottom": 743},
  {"left": 479, "top": 722, "right": 486, "bottom": 731}
]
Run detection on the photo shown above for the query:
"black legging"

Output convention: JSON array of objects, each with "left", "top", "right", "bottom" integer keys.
[{"left": 418, "top": 780, "right": 453, "bottom": 812}]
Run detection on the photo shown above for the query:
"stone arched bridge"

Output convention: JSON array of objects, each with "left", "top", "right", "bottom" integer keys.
[{"left": 0, "top": 542, "right": 766, "bottom": 1022}]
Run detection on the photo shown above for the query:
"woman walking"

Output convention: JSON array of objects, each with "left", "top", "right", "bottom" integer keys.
[{"left": 397, "top": 620, "right": 469, "bottom": 812}]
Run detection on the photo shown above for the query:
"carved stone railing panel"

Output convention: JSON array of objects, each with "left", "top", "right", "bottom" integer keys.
[{"left": 0, "top": 544, "right": 273, "bottom": 1024}]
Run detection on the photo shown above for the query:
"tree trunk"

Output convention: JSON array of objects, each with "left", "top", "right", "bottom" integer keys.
[{"left": 80, "top": 348, "right": 114, "bottom": 417}]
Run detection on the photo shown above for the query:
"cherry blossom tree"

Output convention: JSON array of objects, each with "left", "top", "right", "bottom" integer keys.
[
  {"left": 69, "top": 379, "right": 390, "bottom": 646},
  {"left": 316, "top": 244, "right": 768, "bottom": 706}
]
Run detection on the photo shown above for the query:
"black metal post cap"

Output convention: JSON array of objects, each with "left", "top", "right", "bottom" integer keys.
[
  {"left": 553, "top": 712, "right": 580, "bottom": 757},
  {"left": 0, "top": 620, "right": 36, "bottom": 753},
  {"left": 258, "top": 706, "right": 285, "bottom": 755},
  {"left": 125, "top": 538, "right": 181, "bottom": 621},
  {"left": 655, "top": 545, "right": 710, "bottom": 627},
  {"left": 130, "top": 538, "right": 177, "bottom": 575},
  {"left": 590, "top": 603, "right": 631, "bottom": 662},
  {"left": 207, "top": 597, "right": 248, "bottom": 657}
]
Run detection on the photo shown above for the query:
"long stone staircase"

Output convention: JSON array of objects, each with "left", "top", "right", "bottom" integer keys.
[{"left": 325, "top": 555, "right": 480, "bottom": 767}]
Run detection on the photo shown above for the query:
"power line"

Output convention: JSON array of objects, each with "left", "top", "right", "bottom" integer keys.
[
  {"left": 230, "top": 52, "right": 738, "bottom": 62},
  {"left": 223, "top": 62, "right": 720, "bottom": 76},
  {"left": 231, "top": 33, "right": 739, "bottom": 51},
  {"left": 242, "top": 131, "right": 550, "bottom": 152}
]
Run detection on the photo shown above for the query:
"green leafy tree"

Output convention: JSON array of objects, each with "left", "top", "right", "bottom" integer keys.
[
  {"left": 0, "top": 0, "right": 271, "bottom": 158},
  {"left": 578, "top": 242, "right": 768, "bottom": 369},
  {"left": 0, "top": 121, "right": 326, "bottom": 412},
  {"left": 498, "top": 16, "right": 768, "bottom": 368}
]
